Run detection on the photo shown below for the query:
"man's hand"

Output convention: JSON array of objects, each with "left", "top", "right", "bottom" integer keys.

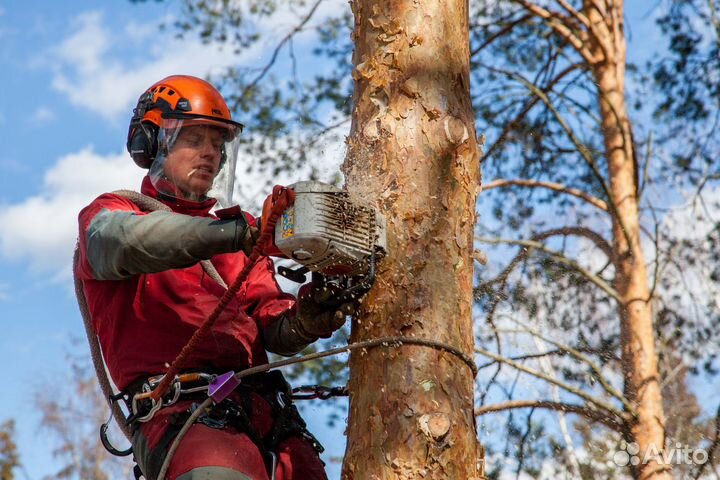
[
  {"left": 260, "top": 185, "right": 295, "bottom": 236},
  {"left": 258, "top": 185, "right": 295, "bottom": 257},
  {"left": 263, "top": 273, "right": 360, "bottom": 356},
  {"left": 291, "top": 276, "right": 358, "bottom": 341}
]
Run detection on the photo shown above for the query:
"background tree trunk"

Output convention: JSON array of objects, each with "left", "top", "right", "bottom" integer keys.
[
  {"left": 341, "top": 0, "right": 483, "bottom": 478},
  {"left": 586, "top": 2, "right": 669, "bottom": 479}
]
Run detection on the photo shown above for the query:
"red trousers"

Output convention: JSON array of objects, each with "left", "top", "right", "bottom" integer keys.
[{"left": 132, "top": 392, "right": 327, "bottom": 480}]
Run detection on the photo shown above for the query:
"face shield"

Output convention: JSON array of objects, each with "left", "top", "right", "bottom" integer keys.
[{"left": 148, "top": 116, "right": 242, "bottom": 207}]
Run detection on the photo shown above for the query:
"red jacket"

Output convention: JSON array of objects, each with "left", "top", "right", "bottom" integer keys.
[{"left": 75, "top": 177, "right": 295, "bottom": 390}]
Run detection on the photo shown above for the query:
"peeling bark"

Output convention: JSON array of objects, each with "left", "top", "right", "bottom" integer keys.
[
  {"left": 586, "top": 1, "right": 670, "bottom": 479},
  {"left": 341, "top": 0, "right": 483, "bottom": 478}
]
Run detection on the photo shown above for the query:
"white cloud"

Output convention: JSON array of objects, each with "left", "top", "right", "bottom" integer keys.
[
  {"left": 0, "top": 283, "right": 8, "bottom": 301},
  {"left": 47, "top": 3, "right": 351, "bottom": 123},
  {"left": 48, "top": 11, "right": 255, "bottom": 122},
  {"left": 0, "top": 148, "right": 144, "bottom": 276},
  {"left": 29, "top": 106, "right": 56, "bottom": 125},
  {"left": 54, "top": 11, "right": 109, "bottom": 77},
  {"left": 123, "top": 18, "right": 167, "bottom": 43}
]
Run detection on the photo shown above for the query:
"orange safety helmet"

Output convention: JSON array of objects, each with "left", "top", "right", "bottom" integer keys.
[{"left": 126, "top": 75, "right": 244, "bottom": 169}]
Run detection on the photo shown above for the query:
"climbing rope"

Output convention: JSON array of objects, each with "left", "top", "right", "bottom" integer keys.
[{"left": 157, "top": 334, "right": 478, "bottom": 480}]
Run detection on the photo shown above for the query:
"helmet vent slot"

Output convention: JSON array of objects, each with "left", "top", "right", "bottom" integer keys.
[{"left": 168, "top": 90, "right": 176, "bottom": 96}]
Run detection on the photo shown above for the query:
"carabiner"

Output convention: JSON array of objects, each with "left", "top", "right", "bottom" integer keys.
[{"left": 100, "top": 412, "right": 132, "bottom": 457}]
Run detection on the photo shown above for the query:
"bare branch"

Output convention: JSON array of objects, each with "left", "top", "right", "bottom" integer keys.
[
  {"left": 239, "top": 0, "right": 324, "bottom": 100},
  {"left": 477, "top": 345, "right": 619, "bottom": 371},
  {"left": 482, "top": 61, "right": 584, "bottom": 162},
  {"left": 483, "top": 64, "right": 636, "bottom": 251},
  {"left": 471, "top": 14, "right": 533, "bottom": 57},
  {"left": 507, "top": 318, "right": 634, "bottom": 414},
  {"left": 516, "top": 408, "right": 535, "bottom": 476},
  {"left": 476, "top": 399, "right": 623, "bottom": 431},
  {"left": 484, "top": 178, "right": 608, "bottom": 212},
  {"left": 534, "top": 226, "right": 614, "bottom": 262},
  {"left": 508, "top": 0, "right": 599, "bottom": 63},
  {"left": 474, "top": 344, "right": 627, "bottom": 420},
  {"left": 638, "top": 130, "right": 653, "bottom": 201},
  {"left": 555, "top": 0, "right": 591, "bottom": 28},
  {"left": 476, "top": 236, "right": 622, "bottom": 302},
  {"left": 483, "top": 66, "right": 609, "bottom": 196},
  {"left": 646, "top": 202, "right": 663, "bottom": 303}
]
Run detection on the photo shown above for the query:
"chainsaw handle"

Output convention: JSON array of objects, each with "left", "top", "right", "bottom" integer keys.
[
  {"left": 307, "top": 250, "right": 377, "bottom": 309},
  {"left": 277, "top": 265, "right": 309, "bottom": 283}
]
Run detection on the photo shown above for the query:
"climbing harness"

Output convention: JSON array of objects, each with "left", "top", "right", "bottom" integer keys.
[{"left": 126, "top": 370, "right": 325, "bottom": 480}]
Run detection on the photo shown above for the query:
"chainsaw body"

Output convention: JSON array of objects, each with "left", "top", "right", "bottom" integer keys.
[{"left": 274, "top": 181, "right": 386, "bottom": 277}]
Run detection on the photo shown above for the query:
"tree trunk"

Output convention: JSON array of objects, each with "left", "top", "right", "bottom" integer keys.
[
  {"left": 341, "top": 0, "right": 483, "bottom": 478},
  {"left": 587, "top": 2, "right": 670, "bottom": 478}
]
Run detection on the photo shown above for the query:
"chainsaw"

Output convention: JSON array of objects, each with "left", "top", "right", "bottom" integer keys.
[{"left": 273, "top": 181, "right": 387, "bottom": 306}]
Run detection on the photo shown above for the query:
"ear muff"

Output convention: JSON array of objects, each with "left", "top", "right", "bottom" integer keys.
[{"left": 126, "top": 121, "right": 158, "bottom": 169}]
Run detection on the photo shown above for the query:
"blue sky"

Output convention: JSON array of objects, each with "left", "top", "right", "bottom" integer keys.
[{"left": 0, "top": 1, "right": 718, "bottom": 479}]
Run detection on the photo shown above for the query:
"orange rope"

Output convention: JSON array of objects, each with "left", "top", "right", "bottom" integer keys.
[{"left": 150, "top": 187, "right": 296, "bottom": 402}]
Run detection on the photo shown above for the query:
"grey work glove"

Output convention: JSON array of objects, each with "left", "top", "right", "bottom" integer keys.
[
  {"left": 291, "top": 279, "right": 358, "bottom": 341},
  {"left": 263, "top": 275, "right": 360, "bottom": 356}
]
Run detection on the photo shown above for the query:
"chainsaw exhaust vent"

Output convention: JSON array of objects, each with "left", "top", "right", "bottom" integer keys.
[{"left": 274, "top": 181, "right": 387, "bottom": 276}]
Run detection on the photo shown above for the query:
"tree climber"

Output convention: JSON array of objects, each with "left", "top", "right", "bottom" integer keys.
[{"left": 75, "top": 75, "right": 354, "bottom": 480}]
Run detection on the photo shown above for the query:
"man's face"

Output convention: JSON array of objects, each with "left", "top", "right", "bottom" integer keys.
[{"left": 163, "top": 125, "right": 225, "bottom": 197}]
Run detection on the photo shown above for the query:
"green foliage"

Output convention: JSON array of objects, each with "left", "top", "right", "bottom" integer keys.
[
  {"left": 650, "top": 0, "right": 720, "bottom": 181},
  {"left": 0, "top": 419, "right": 19, "bottom": 480}
]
